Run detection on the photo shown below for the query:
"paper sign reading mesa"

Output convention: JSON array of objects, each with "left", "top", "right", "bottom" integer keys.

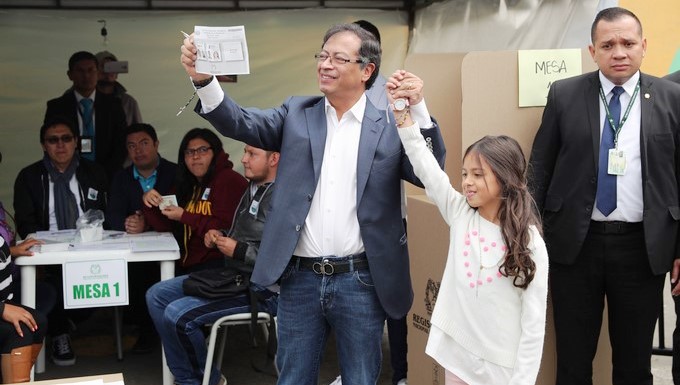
[
  {"left": 518, "top": 49, "right": 582, "bottom": 107},
  {"left": 63, "top": 259, "right": 128, "bottom": 309}
]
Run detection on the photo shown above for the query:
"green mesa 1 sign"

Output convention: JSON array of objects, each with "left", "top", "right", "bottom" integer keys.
[{"left": 63, "top": 259, "right": 129, "bottom": 309}]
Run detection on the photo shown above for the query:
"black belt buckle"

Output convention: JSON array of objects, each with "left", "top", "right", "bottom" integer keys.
[
  {"left": 312, "top": 258, "right": 335, "bottom": 275},
  {"left": 603, "top": 222, "right": 622, "bottom": 233},
  {"left": 590, "top": 220, "right": 642, "bottom": 234}
]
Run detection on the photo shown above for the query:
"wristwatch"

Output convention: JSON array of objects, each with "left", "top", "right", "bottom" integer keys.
[
  {"left": 192, "top": 76, "right": 214, "bottom": 89},
  {"left": 393, "top": 98, "right": 409, "bottom": 111}
]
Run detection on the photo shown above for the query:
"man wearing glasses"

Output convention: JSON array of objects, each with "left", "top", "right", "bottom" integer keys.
[
  {"left": 180, "top": 23, "right": 445, "bottom": 384},
  {"left": 13, "top": 115, "right": 108, "bottom": 367}
]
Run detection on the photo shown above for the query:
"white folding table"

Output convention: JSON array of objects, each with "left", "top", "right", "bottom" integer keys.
[{"left": 15, "top": 231, "right": 179, "bottom": 385}]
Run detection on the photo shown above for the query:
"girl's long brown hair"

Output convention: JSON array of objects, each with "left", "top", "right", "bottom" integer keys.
[{"left": 464, "top": 135, "right": 542, "bottom": 289}]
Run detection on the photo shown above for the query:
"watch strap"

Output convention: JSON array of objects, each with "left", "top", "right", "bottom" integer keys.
[{"left": 192, "top": 76, "right": 214, "bottom": 89}]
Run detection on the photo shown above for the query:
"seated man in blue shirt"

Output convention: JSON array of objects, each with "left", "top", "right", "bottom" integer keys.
[{"left": 107, "top": 123, "right": 177, "bottom": 353}]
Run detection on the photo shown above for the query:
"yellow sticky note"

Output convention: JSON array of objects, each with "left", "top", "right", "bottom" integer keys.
[{"left": 518, "top": 49, "right": 582, "bottom": 107}]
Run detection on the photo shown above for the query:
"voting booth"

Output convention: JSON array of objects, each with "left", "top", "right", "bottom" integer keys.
[{"left": 403, "top": 49, "right": 615, "bottom": 385}]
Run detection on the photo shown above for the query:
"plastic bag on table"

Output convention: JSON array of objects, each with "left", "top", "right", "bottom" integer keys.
[{"left": 76, "top": 209, "right": 105, "bottom": 242}]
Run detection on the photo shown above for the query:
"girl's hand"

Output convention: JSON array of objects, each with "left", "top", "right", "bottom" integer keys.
[{"left": 385, "top": 70, "right": 424, "bottom": 106}]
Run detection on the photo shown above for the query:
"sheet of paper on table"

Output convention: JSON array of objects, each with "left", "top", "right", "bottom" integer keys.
[
  {"left": 32, "top": 230, "right": 128, "bottom": 252},
  {"left": 35, "top": 229, "right": 77, "bottom": 243},
  {"left": 130, "top": 235, "right": 180, "bottom": 252}
]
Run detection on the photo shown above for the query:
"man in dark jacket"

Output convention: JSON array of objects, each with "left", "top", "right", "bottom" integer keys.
[
  {"left": 44, "top": 51, "right": 127, "bottom": 180},
  {"left": 146, "top": 145, "right": 279, "bottom": 385},
  {"left": 14, "top": 115, "right": 108, "bottom": 366},
  {"left": 107, "top": 123, "right": 177, "bottom": 233},
  {"left": 107, "top": 123, "right": 177, "bottom": 353},
  {"left": 663, "top": 69, "right": 680, "bottom": 385}
]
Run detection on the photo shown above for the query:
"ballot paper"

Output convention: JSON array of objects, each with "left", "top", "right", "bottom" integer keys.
[
  {"left": 159, "top": 195, "right": 178, "bottom": 211},
  {"left": 194, "top": 25, "right": 250, "bottom": 75}
]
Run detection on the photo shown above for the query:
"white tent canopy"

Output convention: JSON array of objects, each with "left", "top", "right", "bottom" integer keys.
[{"left": 0, "top": 0, "right": 611, "bottom": 215}]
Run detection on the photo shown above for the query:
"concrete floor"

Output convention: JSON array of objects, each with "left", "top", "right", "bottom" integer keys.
[
  {"left": 33, "top": 308, "right": 394, "bottom": 385},
  {"left": 651, "top": 279, "right": 676, "bottom": 385},
  {"left": 32, "top": 278, "right": 679, "bottom": 385}
]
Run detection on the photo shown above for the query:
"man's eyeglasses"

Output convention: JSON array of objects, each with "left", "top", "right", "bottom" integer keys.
[
  {"left": 44, "top": 135, "right": 75, "bottom": 145},
  {"left": 314, "top": 53, "right": 367, "bottom": 66},
  {"left": 184, "top": 146, "right": 212, "bottom": 157}
]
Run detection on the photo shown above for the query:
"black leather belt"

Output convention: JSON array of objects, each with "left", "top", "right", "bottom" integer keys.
[
  {"left": 589, "top": 220, "right": 643, "bottom": 234},
  {"left": 292, "top": 252, "right": 369, "bottom": 276}
]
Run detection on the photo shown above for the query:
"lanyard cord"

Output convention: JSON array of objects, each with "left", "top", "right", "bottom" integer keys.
[{"left": 598, "top": 81, "right": 640, "bottom": 149}]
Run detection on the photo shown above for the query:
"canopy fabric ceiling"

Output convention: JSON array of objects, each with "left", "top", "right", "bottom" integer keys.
[{"left": 0, "top": 0, "right": 444, "bottom": 11}]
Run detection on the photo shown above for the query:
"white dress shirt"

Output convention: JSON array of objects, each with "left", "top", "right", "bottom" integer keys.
[{"left": 292, "top": 95, "right": 366, "bottom": 258}]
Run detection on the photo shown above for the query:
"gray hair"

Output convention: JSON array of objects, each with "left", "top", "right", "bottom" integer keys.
[{"left": 322, "top": 23, "right": 381, "bottom": 90}]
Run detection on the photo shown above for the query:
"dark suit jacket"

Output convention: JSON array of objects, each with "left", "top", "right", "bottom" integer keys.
[
  {"left": 529, "top": 71, "right": 680, "bottom": 275},
  {"left": 665, "top": 70, "right": 680, "bottom": 84},
  {"left": 106, "top": 157, "right": 178, "bottom": 232},
  {"left": 44, "top": 90, "right": 127, "bottom": 179},
  {"left": 197, "top": 95, "right": 446, "bottom": 318}
]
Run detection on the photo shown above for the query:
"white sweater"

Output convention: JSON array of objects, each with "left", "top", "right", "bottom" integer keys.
[{"left": 399, "top": 126, "right": 548, "bottom": 385}]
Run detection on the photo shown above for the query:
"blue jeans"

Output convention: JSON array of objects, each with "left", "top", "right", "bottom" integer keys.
[
  {"left": 276, "top": 259, "right": 386, "bottom": 385},
  {"left": 146, "top": 275, "right": 278, "bottom": 385}
]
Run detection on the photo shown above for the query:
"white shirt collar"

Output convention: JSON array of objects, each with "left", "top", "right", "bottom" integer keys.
[
  {"left": 74, "top": 89, "right": 97, "bottom": 103},
  {"left": 324, "top": 93, "right": 366, "bottom": 124},
  {"left": 598, "top": 71, "right": 640, "bottom": 96}
]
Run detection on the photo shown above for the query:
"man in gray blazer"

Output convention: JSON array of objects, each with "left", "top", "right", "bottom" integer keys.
[
  {"left": 529, "top": 7, "right": 680, "bottom": 385},
  {"left": 180, "top": 23, "right": 445, "bottom": 385}
]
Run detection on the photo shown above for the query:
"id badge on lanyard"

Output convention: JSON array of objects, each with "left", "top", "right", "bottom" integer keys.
[
  {"left": 600, "top": 82, "right": 639, "bottom": 177},
  {"left": 607, "top": 149, "right": 626, "bottom": 175}
]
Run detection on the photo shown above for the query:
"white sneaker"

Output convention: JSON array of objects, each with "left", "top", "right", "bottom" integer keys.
[
  {"left": 329, "top": 375, "right": 342, "bottom": 385},
  {"left": 396, "top": 379, "right": 408, "bottom": 385}
]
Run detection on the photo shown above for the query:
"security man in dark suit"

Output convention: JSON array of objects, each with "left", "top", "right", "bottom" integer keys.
[
  {"left": 663, "top": 69, "right": 680, "bottom": 385},
  {"left": 44, "top": 51, "right": 127, "bottom": 180},
  {"left": 529, "top": 7, "right": 680, "bottom": 385}
]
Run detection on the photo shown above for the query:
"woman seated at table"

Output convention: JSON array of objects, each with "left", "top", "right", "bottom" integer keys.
[
  {"left": 140, "top": 128, "right": 247, "bottom": 274},
  {"left": 0, "top": 237, "right": 46, "bottom": 383}
]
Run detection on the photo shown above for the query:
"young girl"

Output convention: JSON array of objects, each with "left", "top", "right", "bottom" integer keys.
[{"left": 388, "top": 72, "right": 548, "bottom": 385}]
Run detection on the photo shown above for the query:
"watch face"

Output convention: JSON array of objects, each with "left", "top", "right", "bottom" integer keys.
[{"left": 394, "top": 98, "right": 408, "bottom": 111}]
